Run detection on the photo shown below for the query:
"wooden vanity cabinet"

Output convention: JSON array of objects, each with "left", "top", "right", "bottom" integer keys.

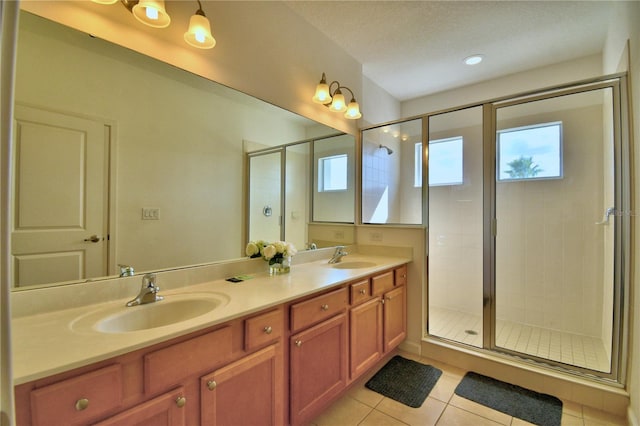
[
  {"left": 93, "top": 387, "right": 186, "bottom": 426},
  {"left": 350, "top": 265, "right": 407, "bottom": 381},
  {"left": 14, "top": 306, "right": 286, "bottom": 426},
  {"left": 15, "top": 264, "right": 408, "bottom": 426},
  {"left": 289, "top": 287, "right": 349, "bottom": 425}
]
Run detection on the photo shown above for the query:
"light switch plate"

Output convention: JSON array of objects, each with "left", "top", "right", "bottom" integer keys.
[{"left": 142, "top": 208, "right": 160, "bottom": 220}]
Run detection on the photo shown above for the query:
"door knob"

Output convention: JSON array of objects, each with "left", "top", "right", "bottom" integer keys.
[{"left": 83, "top": 235, "right": 101, "bottom": 243}]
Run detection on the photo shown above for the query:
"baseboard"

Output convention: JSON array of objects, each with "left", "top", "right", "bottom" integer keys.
[
  {"left": 399, "top": 340, "right": 421, "bottom": 356},
  {"left": 629, "top": 405, "right": 639, "bottom": 426}
]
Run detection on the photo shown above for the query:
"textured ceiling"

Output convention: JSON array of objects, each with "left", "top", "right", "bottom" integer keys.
[{"left": 285, "top": 1, "right": 616, "bottom": 101}]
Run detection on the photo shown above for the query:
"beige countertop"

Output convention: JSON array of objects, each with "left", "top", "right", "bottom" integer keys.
[{"left": 11, "top": 253, "right": 410, "bottom": 385}]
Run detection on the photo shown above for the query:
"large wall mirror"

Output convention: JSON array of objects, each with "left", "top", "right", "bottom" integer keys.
[{"left": 11, "top": 10, "right": 355, "bottom": 290}]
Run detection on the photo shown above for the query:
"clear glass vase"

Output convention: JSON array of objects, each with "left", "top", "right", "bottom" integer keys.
[{"left": 269, "top": 256, "right": 291, "bottom": 275}]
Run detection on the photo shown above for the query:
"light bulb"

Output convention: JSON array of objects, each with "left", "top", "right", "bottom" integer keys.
[
  {"left": 146, "top": 7, "right": 159, "bottom": 20},
  {"left": 312, "top": 73, "right": 332, "bottom": 104},
  {"left": 344, "top": 100, "right": 361, "bottom": 119},
  {"left": 184, "top": 12, "right": 216, "bottom": 49},
  {"left": 329, "top": 90, "right": 346, "bottom": 112}
]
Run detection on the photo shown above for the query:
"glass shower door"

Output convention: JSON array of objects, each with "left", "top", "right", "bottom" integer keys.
[
  {"left": 427, "top": 106, "right": 484, "bottom": 347},
  {"left": 494, "top": 87, "right": 616, "bottom": 373}
]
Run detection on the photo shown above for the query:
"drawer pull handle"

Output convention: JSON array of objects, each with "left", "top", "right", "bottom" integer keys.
[
  {"left": 264, "top": 326, "right": 273, "bottom": 334},
  {"left": 176, "top": 396, "right": 186, "bottom": 408},
  {"left": 75, "top": 398, "right": 89, "bottom": 411},
  {"left": 359, "top": 289, "right": 366, "bottom": 295},
  {"left": 321, "top": 304, "right": 329, "bottom": 311},
  {"left": 207, "top": 380, "right": 217, "bottom": 391},
  {"left": 295, "top": 340, "right": 302, "bottom": 347}
]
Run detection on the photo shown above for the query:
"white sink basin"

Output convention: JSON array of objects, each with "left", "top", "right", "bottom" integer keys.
[
  {"left": 71, "top": 292, "right": 230, "bottom": 334},
  {"left": 331, "top": 261, "right": 377, "bottom": 269}
]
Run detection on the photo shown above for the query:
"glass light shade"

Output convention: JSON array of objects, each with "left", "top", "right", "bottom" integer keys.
[
  {"left": 184, "top": 14, "right": 216, "bottom": 49},
  {"left": 312, "top": 82, "right": 332, "bottom": 104},
  {"left": 329, "top": 91, "right": 347, "bottom": 112},
  {"left": 91, "top": 0, "right": 119, "bottom": 4},
  {"left": 132, "top": 0, "right": 171, "bottom": 28},
  {"left": 344, "top": 100, "right": 362, "bottom": 119}
]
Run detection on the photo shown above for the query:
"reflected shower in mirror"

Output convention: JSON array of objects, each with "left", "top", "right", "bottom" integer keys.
[
  {"left": 11, "top": 11, "right": 346, "bottom": 290},
  {"left": 361, "top": 119, "right": 423, "bottom": 224}
]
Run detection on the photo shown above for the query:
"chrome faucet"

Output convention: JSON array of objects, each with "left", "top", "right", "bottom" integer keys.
[
  {"left": 328, "top": 246, "right": 348, "bottom": 264},
  {"left": 118, "top": 264, "right": 135, "bottom": 277},
  {"left": 126, "top": 273, "right": 164, "bottom": 307}
]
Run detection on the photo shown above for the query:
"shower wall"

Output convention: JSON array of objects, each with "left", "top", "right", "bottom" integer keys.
[
  {"left": 428, "top": 123, "right": 484, "bottom": 315},
  {"left": 496, "top": 104, "right": 605, "bottom": 338}
]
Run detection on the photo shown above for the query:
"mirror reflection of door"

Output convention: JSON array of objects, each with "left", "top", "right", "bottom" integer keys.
[
  {"left": 11, "top": 105, "right": 109, "bottom": 288},
  {"left": 248, "top": 151, "right": 282, "bottom": 243}
]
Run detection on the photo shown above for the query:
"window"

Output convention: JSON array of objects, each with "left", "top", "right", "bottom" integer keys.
[
  {"left": 415, "top": 136, "right": 464, "bottom": 187},
  {"left": 497, "top": 122, "right": 563, "bottom": 181},
  {"left": 318, "top": 154, "right": 348, "bottom": 191}
]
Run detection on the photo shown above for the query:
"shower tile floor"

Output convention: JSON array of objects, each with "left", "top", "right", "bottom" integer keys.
[
  {"left": 428, "top": 307, "right": 611, "bottom": 373},
  {"left": 310, "top": 350, "right": 626, "bottom": 426}
]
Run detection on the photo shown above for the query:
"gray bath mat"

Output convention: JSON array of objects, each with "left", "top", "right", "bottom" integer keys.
[
  {"left": 365, "top": 355, "right": 442, "bottom": 408},
  {"left": 455, "top": 371, "right": 562, "bottom": 426}
]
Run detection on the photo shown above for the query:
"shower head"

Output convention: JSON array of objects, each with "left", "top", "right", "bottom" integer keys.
[{"left": 379, "top": 144, "right": 393, "bottom": 155}]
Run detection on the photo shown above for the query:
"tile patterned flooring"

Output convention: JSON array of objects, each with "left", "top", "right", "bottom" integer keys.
[
  {"left": 428, "top": 307, "right": 611, "bottom": 372},
  {"left": 310, "top": 351, "right": 628, "bottom": 426}
]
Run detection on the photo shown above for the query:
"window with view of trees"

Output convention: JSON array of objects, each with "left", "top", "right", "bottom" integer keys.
[{"left": 497, "top": 122, "right": 563, "bottom": 181}]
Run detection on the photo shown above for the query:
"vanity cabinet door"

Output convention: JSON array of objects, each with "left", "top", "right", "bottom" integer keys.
[
  {"left": 290, "top": 313, "right": 348, "bottom": 425},
  {"left": 350, "top": 297, "right": 383, "bottom": 379},
  {"left": 200, "top": 344, "right": 283, "bottom": 426},
  {"left": 93, "top": 387, "right": 186, "bottom": 426},
  {"left": 383, "top": 285, "right": 406, "bottom": 352}
]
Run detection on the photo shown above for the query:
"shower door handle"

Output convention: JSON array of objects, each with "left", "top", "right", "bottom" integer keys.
[{"left": 595, "top": 207, "right": 616, "bottom": 225}]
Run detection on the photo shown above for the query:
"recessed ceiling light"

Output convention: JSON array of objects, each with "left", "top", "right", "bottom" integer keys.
[{"left": 464, "top": 55, "right": 484, "bottom": 65}]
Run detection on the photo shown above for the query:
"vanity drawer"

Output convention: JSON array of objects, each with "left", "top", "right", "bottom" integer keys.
[
  {"left": 371, "top": 271, "right": 394, "bottom": 296},
  {"left": 350, "top": 279, "right": 371, "bottom": 306},
  {"left": 290, "top": 287, "right": 348, "bottom": 333},
  {"left": 245, "top": 308, "right": 284, "bottom": 351},
  {"left": 30, "top": 364, "right": 122, "bottom": 426},
  {"left": 144, "top": 326, "right": 232, "bottom": 395},
  {"left": 395, "top": 265, "right": 408, "bottom": 286}
]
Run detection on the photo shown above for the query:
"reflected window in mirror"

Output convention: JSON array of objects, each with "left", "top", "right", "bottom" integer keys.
[
  {"left": 361, "top": 118, "right": 423, "bottom": 225},
  {"left": 312, "top": 134, "right": 355, "bottom": 223}
]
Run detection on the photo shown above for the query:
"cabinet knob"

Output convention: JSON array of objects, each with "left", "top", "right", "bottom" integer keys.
[
  {"left": 75, "top": 398, "right": 89, "bottom": 411},
  {"left": 321, "top": 304, "right": 329, "bottom": 311},
  {"left": 359, "top": 289, "right": 366, "bottom": 295},
  {"left": 381, "top": 299, "right": 385, "bottom": 305},
  {"left": 207, "top": 380, "right": 217, "bottom": 391},
  {"left": 295, "top": 340, "right": 302, "bottom": 347},
  {"left": 176, "top": 396, "right": 186, "bottom": 408},
  {"left": 263, "top": 326, "right": 273, "bottom": 334}
]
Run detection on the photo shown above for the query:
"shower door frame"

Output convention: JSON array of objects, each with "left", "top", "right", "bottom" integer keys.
[
  {"left": 483, "top": 76, "right": 630, "bottom": 383},
  {"left": 415, "top": 73, "right": 630, "bottom": 384}
]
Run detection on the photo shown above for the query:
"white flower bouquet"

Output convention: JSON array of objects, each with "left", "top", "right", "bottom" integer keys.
[{"left": 246, "top": 240, "right": 297, "bottom": 266}]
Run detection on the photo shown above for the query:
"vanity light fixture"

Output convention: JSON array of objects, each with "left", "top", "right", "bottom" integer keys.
[
  {"left": 132, "top": 0, "right": 171, "bottom": 28},
  {"left": 184, "top": 0, "right": 216, "bottom": 49},
  {"left": 312, "top": 73, "right": 362, "bottom": 120},
  {"left": 91, "top": 0, "right": 216, "bottom": 49}
]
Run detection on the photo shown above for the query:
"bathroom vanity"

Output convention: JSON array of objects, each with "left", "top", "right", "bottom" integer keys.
[{"left": 12, "top": 253, "right": 409, "bottom": 425}]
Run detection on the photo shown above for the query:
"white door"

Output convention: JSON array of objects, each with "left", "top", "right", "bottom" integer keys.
[{"left": 11, "top": 105, "right": 109, "bottom": 288}]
